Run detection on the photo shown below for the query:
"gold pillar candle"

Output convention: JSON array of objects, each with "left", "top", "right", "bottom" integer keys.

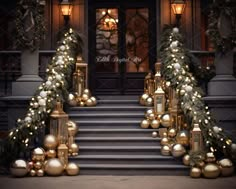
[
  {"left": 190, "top": 122, "right": 204, "bottom": 152},
  {"left": 57, "top": 143, "right": 68, "bottom": 167},
  {"left": 73, "top": 69, "right": 84, "bottom": 97}
]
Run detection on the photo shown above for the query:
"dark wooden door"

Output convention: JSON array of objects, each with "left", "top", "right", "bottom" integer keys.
[{"left": 88, "top": 0, "right": 157, "bottom": 95}]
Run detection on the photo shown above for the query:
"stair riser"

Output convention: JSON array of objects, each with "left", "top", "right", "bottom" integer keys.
[
  {"left": 68, "top": 108, "right": 147, "bottom": 112},
  {"left": 77, "top": 132, "right": 157, "bottom": 137},
  {"left": 78, "top": 150, "right": 162, "bottom": 155},
  {"left": 70, "top": 115, "right": 144, "bottom": 119},
  {"left": 75, "top": 122, "right": 142, "bottom": 127},
  {"left": 77, "top": 141, "right": 160, "bottom": 146}
]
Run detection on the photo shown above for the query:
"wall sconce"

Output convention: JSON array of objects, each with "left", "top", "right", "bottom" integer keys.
[
  {"left": 171, "top": 0, "right": 186, "bottom": 27},
  {"left": 60, "top": 0, "right": 73, "bottom": 26}
]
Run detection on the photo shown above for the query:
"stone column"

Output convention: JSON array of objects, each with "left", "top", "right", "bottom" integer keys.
[{"left": 12, "top": 49, "right": 43, "bottom": 96}]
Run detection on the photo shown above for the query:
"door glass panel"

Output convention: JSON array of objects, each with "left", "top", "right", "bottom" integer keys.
[
  {"left": 96, "top": 8, "right": 119, "bottom": 72},
  {"left": 126, "top": 8, "right": 149, "bottom": 72}
]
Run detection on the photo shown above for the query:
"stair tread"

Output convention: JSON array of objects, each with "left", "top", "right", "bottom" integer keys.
[
  {"left": 71, "top": 155, "right": 174, "bottom": 159},
  {"left": 69, "top": 113, "right": 144, "bottom": 117},
  {"left": 76, "top": 137, "right": 161, "bottom": 141},
  {"left": 80, "top": 146, "right": 161, "bottom": 150},
  {"left": 78, "top": 129, "right": 157, "bottom": 132},
  {"left": 76, "top": 120, "right": 142, "bottom": 123},
  {"left": 69, "top": 105, "right": 147, "bottom": 109}
]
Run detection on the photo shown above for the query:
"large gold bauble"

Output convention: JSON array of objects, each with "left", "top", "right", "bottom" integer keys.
[
  {"left": 82, "top": 94, "right": 89, "bottom": 101},
  {"left": 171, "top": 144, "right": 186, "bottom": 158},
  {"left": 202, "top": 163, "right": 220, "bottom": 179},
  {"left": 151, "top": 119, "right": 160, "bottom": 129},
  {"left": 140, "top": 119, "right": 150, "bottom": 129},
  {"left": 205, "top": 152, "right": 216, "bottom": 163},
  {"left": 148, "top": 113, "right": 156, "bottom": 121},
  {"left": 86, "top": 98, "right": 94, "bottom": 106},
  {"left": 32, "top": 147, "right": 46, "bottom": 162},
  {"left": 145, "top": 97, "right": 153, "bottom": 106},
  {"left": 190, "top": 167, "right": 201, "bottom": 178},
  {"left": 90, "top": 96, "right": 97, "bottom": 105},
  {"left": 161, "top": 137, "right": 169, "bottom": 146},
  {"left": 218, "top": 158, "right": 234, "bottom": 177},
  {"left": 140, "top": 94, "right": 149, "bottom": 105},
  {"left": 30, "top": 169, "right": 36, "bottom": 177},
  {"left": 44, "top": 158, "right": 64, "bottom": 176},
  {"left": 44, "top": 134, "right": 58, "bottom": 150},
  {"left": 34, "top": 161, "right": 42, "bottom": 170},
  {"left": 182, "top": 154, "right": 190, "bottom": 166},
  {"left": 176, "top": 130, "right": 189, "bottom": 146},
  {"left": 83, "top": 89, "right": 91, "bottom": 96},
  {"left": 37, "top": 169, "right": 44, "bottom": 177},
  {"left": 65, "top": 162, "right": 80, "bottom": 176},
  {"left": 47, "top": 149, "right": 57, "bottom": 159},
  {"left": 10, "top": 159, "right": 29, "bottom": 177},
  {"left": 145, "top": 109, "right": 154, "bottom": 117},
  {"left": 161, "top": 145, "right": 171, "bottom": 156},
  {"left": 68, "top": 94, "right": 77, "bottom": 106},
  {"left": 152, "top": 131, "right": 158, "bottom": 138},
  {"left": 160, "top": 114, "right": 171, "bottom": 128},
  {"left": 69, "top": 143, "right": 79, "bottom": 155},
  {"left": 67, "top": 120, "right": 78, "bottom": 136},
  {"left": 168, "top": 128, "right": 177, "bottom": 138}
]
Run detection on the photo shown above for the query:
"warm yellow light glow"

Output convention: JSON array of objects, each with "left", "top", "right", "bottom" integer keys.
[
  {"left": 60, "top": 0, "right": 73, "bottom": 16},
  {"left": 171, "top": 0, "right": 186, "bottom": 15}
]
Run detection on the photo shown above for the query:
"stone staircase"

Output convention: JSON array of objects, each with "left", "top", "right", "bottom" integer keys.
[{"left": 67, "top": 96, "right": 188, "bottom": 175}]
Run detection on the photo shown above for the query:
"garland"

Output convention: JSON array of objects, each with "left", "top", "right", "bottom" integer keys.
[
  {"left": 0, "top": 29, "right": 83, "bottom": 165},
  {"left": 159, "top": 25, "right": 236, "bottom": 162},
  {"left": 15, "top": 0, "right": 46, "bottom": 51},
  {"left": 206, "top": 0, "right": 236, "bottom": 52}
]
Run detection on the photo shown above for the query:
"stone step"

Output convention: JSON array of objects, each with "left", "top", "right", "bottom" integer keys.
[
  {"left": 75, "top": 137, "right": 160, "bottom": 146},
  {"left": 98, "top": 99, "right": 139, "bottom": 105},
  {"left": 69, "top": 112, "right": 145, "bottom": 118},
  {"left": 77, "top": 164, "right": 189, "bottom": 175},
  {"left": 70, "top": 155, "right": 179, "bottom": 165},
  {"left": 79, "top": 146, "right": 162, "bottom": 155}
]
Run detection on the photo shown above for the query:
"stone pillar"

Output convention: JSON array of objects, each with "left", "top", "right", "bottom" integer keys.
[
  {"left": 204, "top": 50, "right": 236, "bottom": 134},
  {"left": 12, "top": 49, "right": 43, "bottom": 96}
]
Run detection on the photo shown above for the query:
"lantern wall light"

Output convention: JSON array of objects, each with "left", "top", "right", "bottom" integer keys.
[
  {"left": 60, "top": 0, "right": 73, "bottom": 26},
  {"left": 171, "top": 0, "right": 187, "bottom": 27}
]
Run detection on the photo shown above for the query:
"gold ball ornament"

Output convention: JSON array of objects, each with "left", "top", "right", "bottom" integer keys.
[
  {"left": 182, "top": 154, "right": 190, "bottom": 166},
  {"left": 44, "top": 134, "right": 58, "bottom": 150},
  {"left": 90, "top": 96, "right": 97, "bottom": 105},
  {"left": 145, "top": 97, "right": 153, "bottom": 106},
  {"left": 30, "top": 169, "right": 36, "bottom": 177},
  {"left": 190, "top": 167, "right": 201, "bottom": 178},
  {"left": 196, "top": 161, "right": 205, "bottom": 168},
  {"left": 67, "top": 120, "right": 78, "bottom": 136},
  {"left": 168, "top": 128, "right": 177, "bottom": 138},
  {"left": 37, "top": 169, "right": 44, "bottom": 177},
  {"left": 160, "top": 114, "right": 171, "bottom": 128},
  {"left": 82, "top": 93, "right": 89, "bottom": 101},
  {"left": 69, "top": 143, "right": 79, "bottom": 155},
  {"left": 179, "top": 90, "right": 185, "bottom": 96},
  {"left": 178, "top": 75, "right": 183, "bottom": 81},
  {"left": 145, "top": 109, "right": 154, "bottom": 117},
  {"left": 160, "top": 137, "right": 169, "bottom": 146},
  {"left": 68, "top": 93, "right": 77, "bottom": 106},
  {"left": 140, "top": 93, "right": 149, "bottom": 105},
  {"left": 205, "top": 152, "right": 216, "bottom": 163},
  {"left": 218, "top": 158, "right": 234, "bottom": 177},
  {"left": 140, "top": 119, "right": 150, "bottom": 129},
  {"left": 28, "top": 161, "right": 34, "bottom": 169},
  {"left": 79, "top": 101, "right": 85, "bottom": 107},
  {"left": 83, "top": 89, "right": 91, "bottom": 96},
  {"left": 65, "top": 162, "right": 80, "bottom": 176},
  {"left": 148, "top": 113, "right": 156, "bottom": 121},
  {"left": 171, "top": 144, "right": 186, "bottom": 158},
  {"left": 86, "top": 98, "right": 94, "bottom": 106},
  {"left": 47, "top": 149, "right": 57, "bottom": 159},
  {"left": 10, "top": 159, "right": 29, "bottom": 177},
  {"left": 161, "top": 145, "right": 171, "bottom": 156},
  {"left": 32, "top": 147, "right": 46, "bottom": 162},
  {"left": 44, "top": 158, "right": 64, "bottom": 176},
  {"left": 34, "top": 161, "right": 42, "bottom": 170},
  {"left": 176, "top": 130, "right": 189, "bottom": 146},
  {"left": 151, "top": 119, "right": 160, "bottom": 129},
  {"left": 202, "top": 163, "right": 220, "bottom": 179},
  {"left": 152, "top": 131, "right": 158, "bottom": 138}
]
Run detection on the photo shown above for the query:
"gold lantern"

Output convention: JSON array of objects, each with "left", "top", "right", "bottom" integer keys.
[
  {"left": 190, "top": 122, "right": 204, "bottom": 152},
  {"left": 73, "top": 68, "right": 85, "bottom": 97},
  {"left": 76, "top": 56, "right": 88, "bottom": 88},
  {"left": 153, "top": 86, "right": 165, "bottom": 116},
  {"left": 144, "top": 72, "right": 154, "bottom": 95},
  {"left": 57, "top": 143, "right": 68, "bottom": 167},
  {"left": 50, "top": 101, "right": 69, "bottom": 144},
  {"left": 154, "top": 62, "right": 162, "bottom": 90}
]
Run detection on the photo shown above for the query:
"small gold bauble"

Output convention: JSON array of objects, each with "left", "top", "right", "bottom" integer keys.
[
  {"left": 202, "top": 163, "right": 220, "bottom": 179},
  {"left": 176, "top": 130, "right": 189, "bottom": 146},
  {"left": 178, "top": 75, "right": 183, "bottom": 81},
  {"left": 148, "top": 113, "right": 156, "bottom": 121},
  {"left": 44, "top": 158, "right": 64, "bottom": 176},
  {"left": 32, "top": 147, "right": 46, "bottom": 162},
  {"left": 160, "top": 137, "right": 169, "bottom": 146},
  {"left": 83, "top": 89, "right": 91, "bottom": 96},
  {"left": 44, "top": 134, "right": 58, "bottom": 150},
  {"left": 67, "top": 120, "right": 78, "bottom": 136},
  {"left": 152, "top": 131, "right": 158, "bottom": 138},
  {"left": 151, "top": 119, "right": 160, "bottom": 129},
  {"left": 90, "top": 96, "right": 97, "bottom": 105},
  {"left": 34, "top": 161, "right": 42, "bottom": 170},
  {"left": 65, "top": 162, "right": 80, "bottom": 176},
  {"left": 163, "top": 132, "right": 167, "bottom": 137},
  {"left": 182, "top": 154, "right": 190, "bottom": 166},
  {"left": 190, "top": 167, "right": 201, "bottom": 178},
  {"left": 179, "top": 89, "right": 185, "bottom": 96},
  {"left": 10, "top": 159, "right": 29, "bottom": 177},
  {"left": 30, "top": 169, "right": 36, "bottom": 177},
  {"left": 160, "top": 114, "right": 171, "bottom": 128},
  {"left": 218, "top": 158, "right": 234, "bottom": 177},
  {"left": 28, "top": 161, "right": 34, "bottom": 169},
  {"left": 82, "top": 94, "right": 89, "bottom": 101},
  {"left": 145, "top": 97, "right": 153, "bottom": 106},
  {"left": 161, "top": 145, "right": 171, "bottom": 156},
  {"left": 140, "top": 94, "right": 149, "bottom": 105},
  {"left": 205, "top": 152, "right": 216, "bottom": 163},
  {"left": 79, "top": 101, "right": 85, "bottom": 107},
  {"left": 47, "top": 149, "right": 57, "bottom": 159},
  {"left": 171, "top": 144, "right": 186, "bottom": 158},
  {"left": 86, "top": 98, "right": 94, "bottom": 106},
  {"left": 140, "top": 119, "right": 150, "bottom": 129},
  {"left": 145, "top": 109, "right": 154, "bottom": 117},
  {"left": 68, "top": 94, "right": 77, "bottom": 106},
  {"left": 69, "top": 143, "right": 79, "bottom": 154},
  {"left": 168, "top": 128, "right": 177, "bottom": 138},
  {"left": 36, "top": 169, "right": 44, "bottom": 177},
  {"left": 196, "top": 161, "right": 205, "bottom": 168}
]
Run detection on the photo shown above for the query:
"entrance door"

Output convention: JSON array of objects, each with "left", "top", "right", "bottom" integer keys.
[{"left": 88, "top": 0, "right": 157, "bottom": 95}]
